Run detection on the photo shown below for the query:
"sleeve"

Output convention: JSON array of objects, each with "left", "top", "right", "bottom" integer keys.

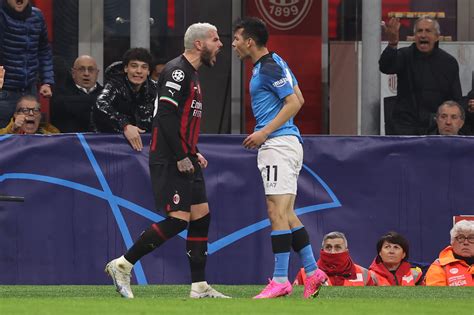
[
  {"left": 261, "top": 64, "right": 295, "bottom": 101},
  {"left": 36, "top": 10, "right": 54, "bottom": 85},
  {"left": 424, "top": 263, "right": 447, "bottom": 286},
  {"left": 155, "top": 67, "right": 189, "bottom": 160},
  {"left": 379, "top": 45, "right": 403, "bottom": 75},
  {"left": 450, "top": 59, "right": 462, "bottom": 102},
  {"left": 94, "top": 82, "right": 130, "bottom": 132}
]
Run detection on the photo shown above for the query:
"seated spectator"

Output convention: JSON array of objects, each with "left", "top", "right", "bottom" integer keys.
[
  {"left": 293, "top": 231, "right": 369, "bottom": 286},
  {"left": 50, "top": 55, "right": 103, "bottom": 132},
  {"left": 93, "top": 48, "right": 156, "bottom": 151},
  {"left": 150, "top": 57, "right": 166, "bottom": 83},
  {"left": 367, "top": 231, "right": 422, "bottom": 286},
  {"left": 425, "top": 220, "right": 474, "bottom": 286},
  {"left": 0, "top": 95, "right": 59, "bottom": 134},
  {"left": 430, "top": 100, "right": 465, "bottom": 136}
]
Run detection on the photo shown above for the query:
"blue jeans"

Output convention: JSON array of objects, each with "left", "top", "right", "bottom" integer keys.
[{"left": 0, "top": 86, "right": 36, "bottom": 128}]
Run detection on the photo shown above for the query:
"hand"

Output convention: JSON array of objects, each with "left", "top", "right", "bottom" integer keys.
[
  {"left": 468, "top": 99, "right": 474, "bottom": 113},
  {"left": 196, "top": 152, "right": 208, "bottom": 169},
  {"left": 0, "top": 66, "right": 5, "bottom": 89},
  {"left": 382, "top": 17, "right": 400, "bottom": 46},
  {"left": 243, "top": 130, "right": 268, "bottom": 149},
  {"left": 123, "top": 124, "right": 145, "bottom": 151},
  {"left": 177, "top": 157, "right": 194, "bottom": 174},
  {"left": 39, "top": 84, "right": 52, "bottom": 97},
  {"left": 12, "top": 114, "right": 26, "bottom": 132}
]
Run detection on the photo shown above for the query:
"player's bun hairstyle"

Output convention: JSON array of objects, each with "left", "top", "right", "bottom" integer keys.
[
  {"left": 233, "top": 17, "right": 268, "bottom": 47},
  {"left": 122, "top": 47, "right": 152, "bottom": 67},
  {"left": 376, "top": 231, "right": 409, "bottom": 260},
  {"left": 184, "top": 22, "right": 218, "bottom": 50}
]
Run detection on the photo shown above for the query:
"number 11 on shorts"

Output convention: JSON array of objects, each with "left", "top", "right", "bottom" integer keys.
[{"left": 266, "top": 165, "right": 278, "bottom": 182}]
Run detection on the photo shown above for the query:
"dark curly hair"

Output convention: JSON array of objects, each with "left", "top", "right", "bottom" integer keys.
[{"left": 122, "top": 47, "right": 152, "bottom": 68}]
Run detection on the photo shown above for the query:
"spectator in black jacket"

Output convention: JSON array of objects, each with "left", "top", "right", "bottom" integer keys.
[
  {"left": 93, "top": 48, "right": 156, "bottom": 151},
  {"left": 50, "top": 55, "right": 102, "bottom": 132},
  {"left": 380, "top": 16, "right": 462, "bottom": 135}
]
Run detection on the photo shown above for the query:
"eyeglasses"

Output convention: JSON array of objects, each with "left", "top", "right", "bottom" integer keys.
[
  {"left": 16, "top": 107, "right": 41, "bottom": 115},
  {"left": 73, "top": 67, "right": 98, "bottom": 73},
  {"left": 455, "top": 235, "right": 474, "bottom": 244}
]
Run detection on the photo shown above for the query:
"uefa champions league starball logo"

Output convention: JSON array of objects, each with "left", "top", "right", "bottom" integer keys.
[
  {"left": 255, "top": 0, "right": 313, "bottom": 30},
  {"left": 172, "top": 69, "right": 185, "bottom": 82}
]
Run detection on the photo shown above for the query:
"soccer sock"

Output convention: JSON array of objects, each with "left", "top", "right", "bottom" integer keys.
[
  {"left": 186, "top": 213, "right": 210, "bottom": 283},
  {"left": 291, "top": 226, "right": 317, "bottom": 276},
  {"left": 271, "top": 230, "right": 292, "bottom": 283},
  {"left": 124, "top": 217, "right": 188, "bottom": 264}
]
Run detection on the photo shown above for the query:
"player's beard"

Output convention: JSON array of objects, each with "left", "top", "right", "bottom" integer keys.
[{"left": 201, "top": 46, "right": 214, "bottom": 68}]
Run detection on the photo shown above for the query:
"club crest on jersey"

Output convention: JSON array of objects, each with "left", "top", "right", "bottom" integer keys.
[
  {"left": 173, "top": 193, "right": 180, "bottom": 205},
  {"left": 272, "top": 77, "right": 289, "bottom": 88},
  {"left": 172, "top": 69, "right": 185, "bottom": 82}
]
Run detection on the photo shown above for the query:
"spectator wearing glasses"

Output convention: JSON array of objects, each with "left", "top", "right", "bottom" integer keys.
[
  {"left": 425, "top": 220, "right": 474, "bottom": 286},
  {"left": 50, "top": 55, "right": 103, "bottom": 132},
  {"left": 0, "top": 0, "right": 54, "bottom": 128},
  {"left": 0, "top": 95, "right": 59, "bottom": 134},
  {"left": 430, "top": 101, "right": 465, "bottom": 136}
]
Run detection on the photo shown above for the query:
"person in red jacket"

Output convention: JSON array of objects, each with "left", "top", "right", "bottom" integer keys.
[
  {"left": 425, "top": 220, "right": 474, "bottom": 286},
  {"left": 294, "top": 231, "right": 368, "bottom": 286},
  {"left": 367, "top": 231, "right": 422, "bottom": 286}
]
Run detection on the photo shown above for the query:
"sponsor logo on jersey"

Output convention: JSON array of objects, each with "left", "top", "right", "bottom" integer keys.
[
  {"left": 272, "top": 77, "right": 289, "bottom": 88},
  {"left": 165, "top": 81, "right": 182, "bottom": 91},
  {"left": 172, "top": 69, "right": 185, "bottom": 82},
  {"left": 191, "top": 100, "right": 202, "bottom": 118},
  {"left": 255, "top": 0, "right": 313, "bottom": 31},
  {"left": 449, "top": 268, "right": 459, "bottom": 274}
]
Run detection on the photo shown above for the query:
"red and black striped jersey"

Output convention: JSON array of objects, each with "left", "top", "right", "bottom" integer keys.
[{"left": 149, "top": 55, "right": 202, "bottom": 164}]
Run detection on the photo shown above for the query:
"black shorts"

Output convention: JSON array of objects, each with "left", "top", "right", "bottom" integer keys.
[{"left": 149, "top": 161, "right": 207, "bottom": 213}]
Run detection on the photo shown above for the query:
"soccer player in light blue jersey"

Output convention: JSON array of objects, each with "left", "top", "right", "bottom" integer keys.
[{"left": 232, "top": 17, "right": 327, "bottom": 299}]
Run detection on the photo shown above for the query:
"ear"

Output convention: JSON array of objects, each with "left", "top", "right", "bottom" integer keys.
[{"left": 194, "top": 39, "right": 204, "bottom": 51}]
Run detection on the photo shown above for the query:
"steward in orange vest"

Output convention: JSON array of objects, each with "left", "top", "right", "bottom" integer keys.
[
  {"left": 366, "top": 256, "right": 422, "bottom": 286},
  {"left": 425, "top": 246, "right": 473, "bottom": 286}
]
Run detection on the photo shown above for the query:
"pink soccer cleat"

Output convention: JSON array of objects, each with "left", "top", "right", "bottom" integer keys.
[
  {"left": 303, "top": 268, "right": 327, "bottom": 298},
  {"left": 253, "top": 279, "right": 293, "bottom": 299}
]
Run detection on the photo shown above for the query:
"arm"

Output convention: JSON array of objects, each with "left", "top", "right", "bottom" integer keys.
[
  {"left": 94, "top": 82, "right": 131, "bottom": 132},
  {"left": 424, "top": 263, "right": 447, "bottom": 286},
  {"left": 379, "top": 18, "right": 401, "bottom": 75},
  {"left": 243, "top": 92, "right": 302, "bottom": 149},
  {"left": 36, "top": 10, "right": 54, "bottom": 96}
]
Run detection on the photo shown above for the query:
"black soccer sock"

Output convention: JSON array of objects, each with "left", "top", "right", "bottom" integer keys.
[
  {"left": 186, "top": 213, "right": 210, "bottom": 283},
  {"left": 124, "top": 217, "right": 188, "bottom": 264},
  {"left": 291, "top": 226, "right": 317, "bottom": 274},
  {"left": 291, "top": 226, "right": 310, "bottom": 252}
]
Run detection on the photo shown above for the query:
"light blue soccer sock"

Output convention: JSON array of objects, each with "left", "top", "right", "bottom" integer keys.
[
  {"left": 271, "top": 230, "right": 292, "bottom": 283},
  {"left": 291, "top": 226, "right": 317, "bottom": 276}
]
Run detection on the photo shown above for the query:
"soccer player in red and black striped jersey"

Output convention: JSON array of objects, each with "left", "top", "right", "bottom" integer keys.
[{"left": 105, "top": 22, "right": 229, "bottom": 299}]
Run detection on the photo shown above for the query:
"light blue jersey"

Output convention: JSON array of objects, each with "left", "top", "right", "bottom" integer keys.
[{"left": 250, "top": 52, "right": 302, "bottom": 142}]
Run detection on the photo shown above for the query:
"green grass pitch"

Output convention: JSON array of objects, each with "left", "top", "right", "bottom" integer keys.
[{"left": 1, "top": 285, "right": 473, "bottom": 315}]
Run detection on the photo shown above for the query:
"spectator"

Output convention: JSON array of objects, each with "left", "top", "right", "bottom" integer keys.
[
  {"left": 93, "top": 48, "right": 156, "bottom": 151},
  {"left": 380, "top": 16, "right": 461, "bottom": 135},
  {"left": 50, "top": 55, "right": 103, "bottom": 133},
  {"left": 425, "top": 220, "right": 474, "bottom": 286},
  {"left": 367, "top": 231, "right": 422, "bottom": 286},
  {"left": 150, "top": 57, "right": 166, "bottom": 83},
  {"left": 294, "top": 231, "right": 369, "bottom": 286},
  {"left": 0, "top": 0, "right": 54, "bottom": 128},
  {"left": 430, "top": 100, "right": 465, "bottom": 136},
  {"left": 0, "top": 95, "right": 58, "bottom": 134}
]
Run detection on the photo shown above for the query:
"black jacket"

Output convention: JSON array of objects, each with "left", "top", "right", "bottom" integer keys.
[
  {"left": 50, "top": 77, "right": 103, "bottom": 133},
  {"left": 93, "top": 68, "right": 156, "bottom": 133},
  {"left": 379, "top": 43, "right": 462, "bottom": 135}
]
